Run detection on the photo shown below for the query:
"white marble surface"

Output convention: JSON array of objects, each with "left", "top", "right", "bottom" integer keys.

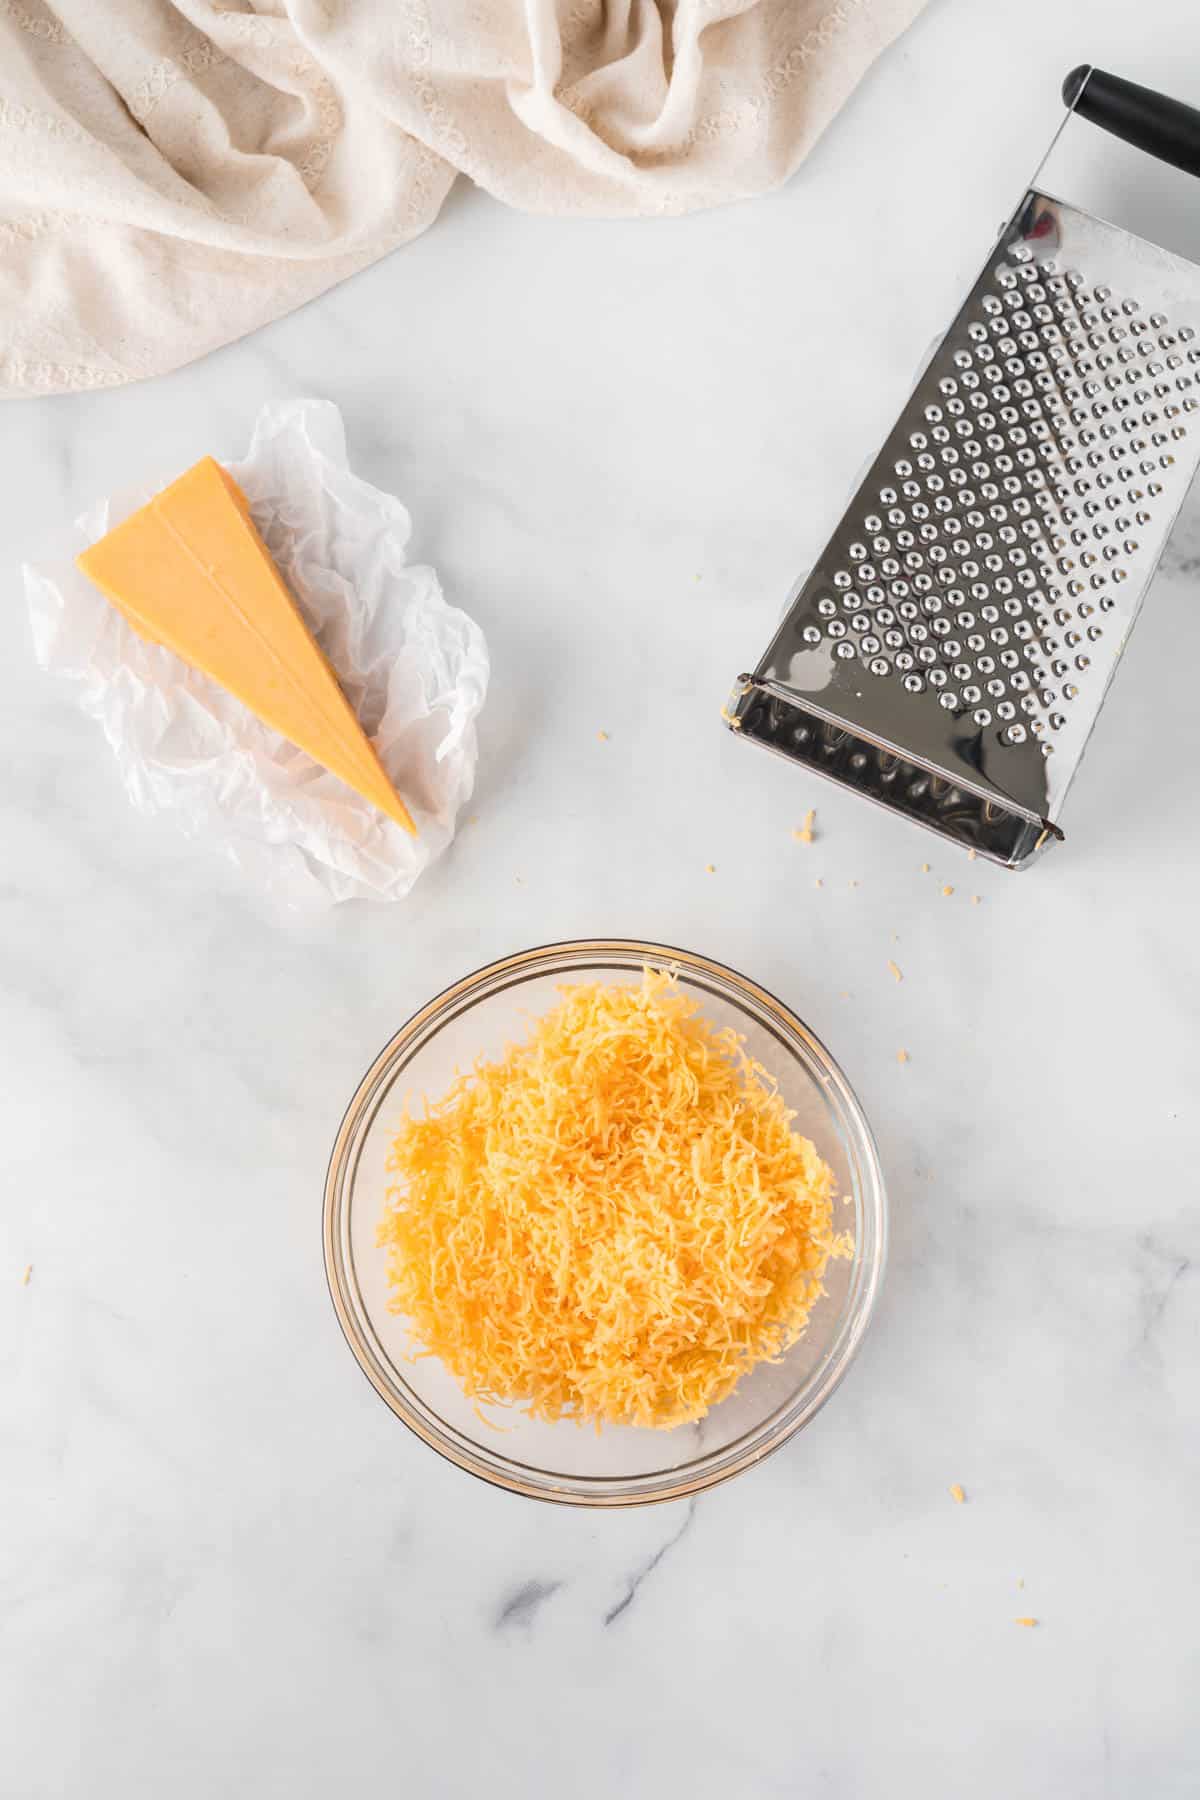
[{"left": 3, "top": 5, "right": 1200, "bottom": 1795}]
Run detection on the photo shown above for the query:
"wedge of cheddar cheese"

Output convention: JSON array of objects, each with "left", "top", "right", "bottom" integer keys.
[{"left": 76, "top": 456, "right": 415, "bottom": 833}]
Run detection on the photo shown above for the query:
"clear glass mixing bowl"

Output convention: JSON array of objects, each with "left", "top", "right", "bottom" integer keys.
[{"left": 324, "top": 940, "right": 886, "bottom": 1506}]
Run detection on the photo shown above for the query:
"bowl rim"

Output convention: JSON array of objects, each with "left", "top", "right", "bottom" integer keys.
[{"left": 323, "top": 938, "right": 887, "bottom": 1507}]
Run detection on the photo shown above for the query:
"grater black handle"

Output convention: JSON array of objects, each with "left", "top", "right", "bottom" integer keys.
[{"left": 1064, "top": 66, "right": 1200, "bottom": 178}]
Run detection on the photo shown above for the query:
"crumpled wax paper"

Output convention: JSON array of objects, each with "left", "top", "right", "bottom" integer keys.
[{"left": 23, "top": 398, "right": 489, "bottom": 911}]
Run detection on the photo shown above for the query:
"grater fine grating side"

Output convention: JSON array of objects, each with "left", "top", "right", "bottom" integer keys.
[{"left": 727, "top": 71, "right": 1200, "bottom": 867}]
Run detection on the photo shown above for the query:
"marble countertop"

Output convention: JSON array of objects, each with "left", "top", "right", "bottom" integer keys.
[{"left": 4, "top": 5, "right": 1199, "bottom": 1796}]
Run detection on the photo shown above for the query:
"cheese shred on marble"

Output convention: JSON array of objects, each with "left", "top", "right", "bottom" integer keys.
[{"left": 378, "top": 969, "right": 850, "bottom": 1429}]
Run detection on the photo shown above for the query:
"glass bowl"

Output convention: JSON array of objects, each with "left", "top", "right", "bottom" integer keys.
[{"left": 323, "top": 940, "right": 886, "bottom": 1506}]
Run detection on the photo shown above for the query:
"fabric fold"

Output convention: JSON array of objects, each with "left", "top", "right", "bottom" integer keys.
[{"left": 0, "top": 0, "right": 926, "bottom": 396}]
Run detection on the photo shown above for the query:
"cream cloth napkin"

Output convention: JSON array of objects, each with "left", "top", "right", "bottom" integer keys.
[{"left": 0, "top": 0, "right": 925, "bottom": 397}]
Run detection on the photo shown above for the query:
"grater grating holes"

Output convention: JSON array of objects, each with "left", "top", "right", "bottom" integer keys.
[{"left": 821, "top": 251, "right": 1193, "bottom": 745}]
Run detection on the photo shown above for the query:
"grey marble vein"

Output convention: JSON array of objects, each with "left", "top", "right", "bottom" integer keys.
[
  {"left": 604, "top": 1498, "right": 697, "bottom": 1627},
  {"left": 1136, "top": 1235, "right": 1192, "bottom": 1351},
  {"left": 493, "top": 1578, "right": 563, "bottom": 1633}
]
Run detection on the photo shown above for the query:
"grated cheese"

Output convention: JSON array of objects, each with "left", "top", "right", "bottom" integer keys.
[
  {"left": 949, "top": 1482, "right": 965, "bottom": 1503},
  {"left": 378, "top": 969, "right": 849, "bottom": 1429}
]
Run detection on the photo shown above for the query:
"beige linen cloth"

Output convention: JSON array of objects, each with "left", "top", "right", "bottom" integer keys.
[{"left": 0, "top": 0, "right": 925, "bottom": 397}]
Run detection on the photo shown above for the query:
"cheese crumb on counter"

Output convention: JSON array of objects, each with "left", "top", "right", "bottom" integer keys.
[
  {"left": 920, "top": 862, "right": 931, "bottom": 873},
  {"left": 942, "top": 885, "right": 954, "bottom": 897},
  {"left": 597, "top": 730, "right": 609, "bottom": 742},
  {"left": 378, "top": 969, "right": 850, "bottom": 1430},
  {"left": 949, "top": 1482, "right": 965, "bottom": 1503},
  {"left": 1015, "top": 1617, "right": 1038, "bottom": 1628},
  {"left": 887, "top": 960, "right": 903, "bottom": 982},
  {"left": 21, "top": 1263, "right": 32, "bottom": 1287},
  {"left": 705, "top": 863, "right": 716, "bottom": 874},
  {"left": 967, "top": 848, "right": 978, "bottom": 861},
  {"left": 897, "top": 1049, "right": 910, "bottom": 1065},
  {"left": 792, "top": 807, "right": 816, "bottom": 845}
]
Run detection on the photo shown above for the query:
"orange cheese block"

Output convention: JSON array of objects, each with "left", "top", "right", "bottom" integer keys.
[{"left": 76, "top": 457, "right": 415, "bottom": 833}]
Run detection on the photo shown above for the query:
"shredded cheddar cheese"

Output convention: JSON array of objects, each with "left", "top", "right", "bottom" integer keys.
[{"left": 378, "top": 969, "right": 849, "bottom": 1429}]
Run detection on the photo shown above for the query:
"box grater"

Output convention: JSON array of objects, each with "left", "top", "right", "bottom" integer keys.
[{"left": 726, "top": 67, "right": 1200, "bottom": 867}]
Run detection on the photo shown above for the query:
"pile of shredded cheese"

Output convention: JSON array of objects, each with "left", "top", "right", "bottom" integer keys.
[{"left": 377, "top": 969, "right": 851, "bottom": 1429}]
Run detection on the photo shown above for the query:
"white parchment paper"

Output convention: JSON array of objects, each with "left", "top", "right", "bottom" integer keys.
[{"left": 23, "top": 398, "right": 488, "bottom": 912}]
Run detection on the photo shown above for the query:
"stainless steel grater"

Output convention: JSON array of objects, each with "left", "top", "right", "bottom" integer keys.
[{"left": 726, "top": 68, "right": 1200, "bottom": 867}]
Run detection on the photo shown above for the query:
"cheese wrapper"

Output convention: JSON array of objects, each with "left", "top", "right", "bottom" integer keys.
[{"left": 23, "top": 399, "right": 488, "bottom": 913}]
